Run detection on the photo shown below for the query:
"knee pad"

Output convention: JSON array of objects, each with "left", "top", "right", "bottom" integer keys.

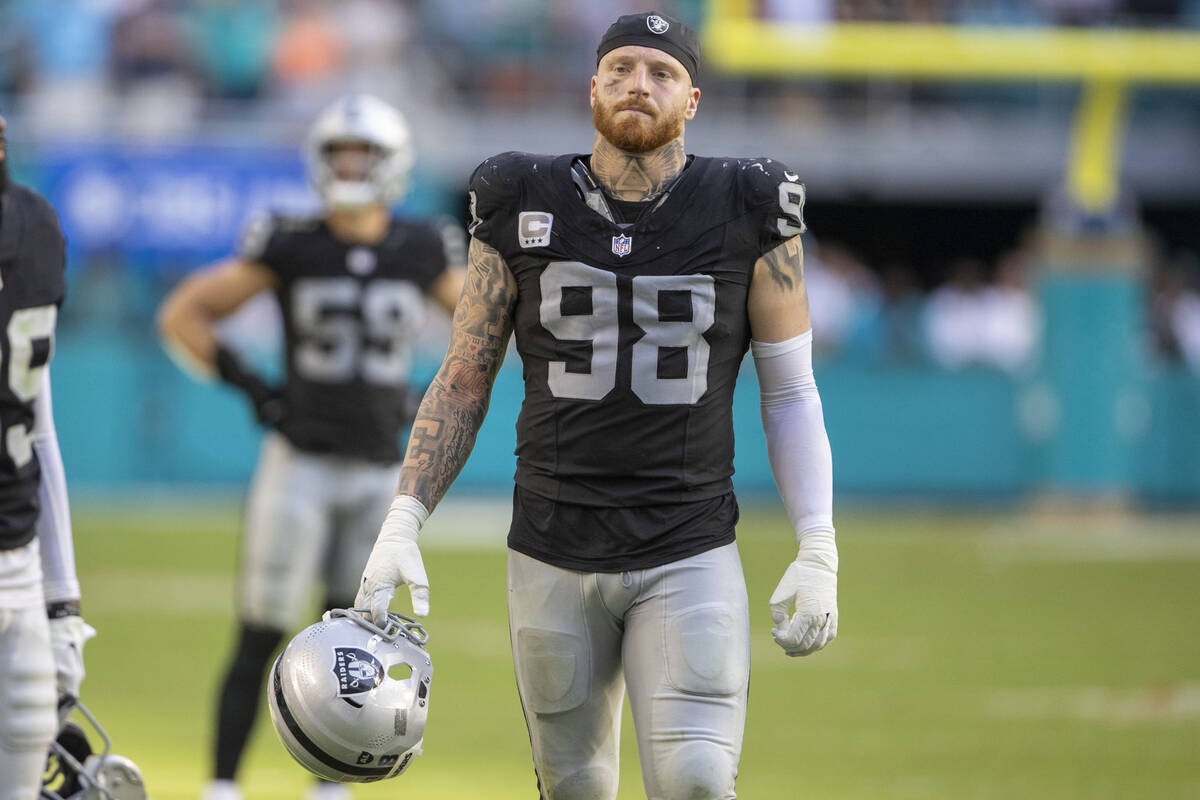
[
  {"left": 664, "top": 603, "right": 748, "bottom": 697},
  {"left": 514, "top": 628, "right": 589, "bottom": 715},
  {"left": 653, "top": 740, "right": 737, "bottom": 800},
  {"left": 0, "top": 660, "right": 57, "bottom": 752},
  {"left": 543, "top": 764, "right": 617, "bottom": 800}
]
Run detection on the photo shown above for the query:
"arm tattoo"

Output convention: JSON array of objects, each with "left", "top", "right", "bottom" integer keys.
[
  {"left": 590, "top": 135, "right": 686, "bottom": 201},
  {"left": 760, "top": 237, "right": 804, "bottom": 292},
  {"left": 396, "top": 239, "right": 517, "bottom": 510}
]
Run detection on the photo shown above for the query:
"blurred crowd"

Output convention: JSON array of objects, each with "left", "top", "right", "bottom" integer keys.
[
  {"left": 3, "top": 0, "right": 1200, "bottom": 129},
  {"left": 811, "top": 230, "right": 1200, "bottom": 374},
  {"left": 1150, "top": 250, "right": 1200, "bottom": 369},
  {"left": 1, "top": 0, "right": 1196, "bottom": 378},
  {"left": 803, "top": 237, "right": 1042, "bottom": 372},
  {"left": 0, "top": 0, "right": 431, "bottom": 136}
]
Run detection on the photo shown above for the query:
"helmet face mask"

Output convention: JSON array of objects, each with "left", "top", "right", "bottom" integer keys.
[
  {"left": 42, "top": 699, "right": 149, "bottom": 800},
  {"left": 268, "top": 609, "right": 433, "bottom": 783},
  {"left": 305, "top": 94, "right": 414, "bottom": 211}
]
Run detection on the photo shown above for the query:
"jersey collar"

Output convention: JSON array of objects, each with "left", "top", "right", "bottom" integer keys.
[{"left": 552, "top": 153, "right": 698, "bottom": 239}]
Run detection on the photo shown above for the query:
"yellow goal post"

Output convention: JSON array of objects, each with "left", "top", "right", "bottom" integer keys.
[{"left": 701, "top": 0, "right": 1200, "bottom": 212}]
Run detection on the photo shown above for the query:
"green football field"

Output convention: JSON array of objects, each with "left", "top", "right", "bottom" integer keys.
[{"left": 70, "top": 499, "right": 1200, "bottom": 799}]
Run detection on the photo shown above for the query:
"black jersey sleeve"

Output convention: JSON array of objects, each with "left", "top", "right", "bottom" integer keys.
[
  {"left": 739, "top": 158, "right": 807, "bottom": 257},
  {"left": 10, "top": 185, "right": 67, "bottom": 305},
  {"left": 29, "top": 191, "right": 67, "bottom": 296},
  {"left": 237, "top": 212, "right": 291, "bottom": 274},
  {"left": 466, "top": 152, "right": 528, "bottom": 249},
  {"left": 405, "top": 217, "right": 461, "bottom": 291},
  {"left": 432, "top": 214, "right": 466, "bottom": 275}
]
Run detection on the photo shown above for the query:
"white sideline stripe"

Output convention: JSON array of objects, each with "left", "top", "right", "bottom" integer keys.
[
  {"left": 979, "top": 528, "right": 1200, "bottom": 564},
  {"left": 983, "top": 683, "right": 1200, "bottom": 722},
  {"left": 83, "top": 573, "right": 233, "bottom": 614},
  {"left": 419, "top": 498, "right": 512, "bottom": 550},
  {"left": 74, "top": 493, "right": 515, "bottom": 549}
]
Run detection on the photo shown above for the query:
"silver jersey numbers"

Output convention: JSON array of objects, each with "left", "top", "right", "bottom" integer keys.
[
  {"left": 292, "top": 278, "right": 424, "bottom": 385},
  {"left": 538, "top": 261, "right": 716, "bottom": 406}
]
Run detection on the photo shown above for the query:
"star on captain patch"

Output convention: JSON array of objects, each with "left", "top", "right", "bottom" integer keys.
[{"left": 611, "top": 233, "right": 632, "bottom": 258}]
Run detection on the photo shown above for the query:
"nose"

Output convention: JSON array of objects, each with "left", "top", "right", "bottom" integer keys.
[{"left": 627, "top": 64, "right": 651, "bottom": 96}]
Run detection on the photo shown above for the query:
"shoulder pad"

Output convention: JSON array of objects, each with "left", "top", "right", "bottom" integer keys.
[
  {"left": 736, "top": 158, "right": 801, "bottom": 204},
  {"left": 467, "top": 152, "right": 551, "bottom": 242},
  {"left": 737, "top": 158, "right": 806, "bottom": 239},
  {"left": 238, "top": 212, "right": 320, "bottom": 263},
  {"left": 274, "top": 214, "right": 323, "bottom": 233},
  {"left": 469, "top": 151, "right": 544, "bottom": 187},
  {"left": 431, "top": 214, "right": 467, "bottom": 269},
  {"left": 238, "top": 211, "right": 277, "bottom": 263},
  {"left": 467, "top": 152, "right": 540, "bottom": 211},
  {"left": 9, "top": 183, "right": 63, "bottom": 233}
]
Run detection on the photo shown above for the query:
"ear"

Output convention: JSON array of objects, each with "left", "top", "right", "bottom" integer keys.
[
  {"left": 589, "top": 75, "right": 598, "bottom": 110},
  {"left": 683, "top": 86, "right": 701, "bottom": 121}
]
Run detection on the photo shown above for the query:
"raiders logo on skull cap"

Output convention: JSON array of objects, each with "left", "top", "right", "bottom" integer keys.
[{"left": 596, "top": 11, "right": 700, "bottom": 84}]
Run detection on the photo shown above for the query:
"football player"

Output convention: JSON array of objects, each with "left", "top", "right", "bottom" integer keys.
[
  {"left": 157, "top": 95, "right": 464, "bottom": 800},
  {"left": 0, "top": 113, "right": 95, "bottom": 800},
  {"left": 356, "top": 13, "right": 837, "bottom": 799}
]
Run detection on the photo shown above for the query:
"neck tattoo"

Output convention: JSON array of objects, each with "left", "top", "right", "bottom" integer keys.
[{"left": 590, "top": 137, "right": 685, "bottom": 202}]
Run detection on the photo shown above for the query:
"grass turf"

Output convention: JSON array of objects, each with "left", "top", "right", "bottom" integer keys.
[{"left": 70, "top": 500, "right": 1200, "bottom": 799}]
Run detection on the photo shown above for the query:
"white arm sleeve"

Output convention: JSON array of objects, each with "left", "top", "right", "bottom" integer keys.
[
  {"left": 751, "top": 329, "right": 835, "bottom": 539},
  {"left": 32, "top": 370, "right": 79, "bottom": 605}
]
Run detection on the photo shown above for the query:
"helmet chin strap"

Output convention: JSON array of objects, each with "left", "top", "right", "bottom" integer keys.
[{"left": 325, "top": 180, "right": 381, "bottom": 210}]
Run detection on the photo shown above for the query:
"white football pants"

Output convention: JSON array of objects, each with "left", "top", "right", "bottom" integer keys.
[
  {"left": 508, "top": 543, "right": 750, "bottom": 800},
  {"left": 239, "top": 432, "right": 400, "bottom": 630},
  {"left": 0, "top": 540, "right": 58, "bottom": 800}
]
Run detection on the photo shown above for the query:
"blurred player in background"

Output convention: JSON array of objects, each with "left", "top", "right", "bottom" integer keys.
[
  {"left": 156, "top": 94, "right": 464, "bottom": 800},
  {"left": 356, "top": 13, "right": 837, "bottom": 799},
  {"left": 0, "top": 113, "right": 94, "bottom": 800}
]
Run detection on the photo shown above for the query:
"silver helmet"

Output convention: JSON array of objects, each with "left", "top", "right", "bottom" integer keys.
[
  {"left": 42, "top": 699, "right": 149, "bottom": 800},
  {"left": 305, "top": 94, "right": 414, "bottom": 210},
  {"left": 268, "top": 609, "right": 432, "bottom": 783}
]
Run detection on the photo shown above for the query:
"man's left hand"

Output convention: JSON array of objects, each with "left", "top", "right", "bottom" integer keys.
[
  {"left": 48, "top": 615, "right": 96, "bottom": 701},
  {"left": 769, "top": 529, "right": 838, "bottom": 657}
]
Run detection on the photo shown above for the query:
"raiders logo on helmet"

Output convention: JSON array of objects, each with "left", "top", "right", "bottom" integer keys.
[{"left": 268, "top": 609, "right": 432, "bottom": 783}]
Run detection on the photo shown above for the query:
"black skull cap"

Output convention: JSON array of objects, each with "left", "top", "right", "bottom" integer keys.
[{"left": 596, "top": 12, "right": 700, "bottom": 84}]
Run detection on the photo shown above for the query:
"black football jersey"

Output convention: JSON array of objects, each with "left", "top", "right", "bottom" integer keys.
[
  {"left": 0, "top": 184, "right": 66, "bottom": 551},
  {"left": 241, "top": 214, "right": 457, "bottom": 463},
  {"left": 468, "top": 152, "right": 805, "bottom": 570}
]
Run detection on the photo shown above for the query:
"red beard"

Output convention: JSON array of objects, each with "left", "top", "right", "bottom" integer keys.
[{"left": 593, "top": 98, "right": 685, "bottom": 154}]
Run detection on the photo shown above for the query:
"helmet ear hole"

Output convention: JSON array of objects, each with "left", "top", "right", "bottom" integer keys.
[{"left": 268, "top": 610, "right": 432, "bottom": 782}]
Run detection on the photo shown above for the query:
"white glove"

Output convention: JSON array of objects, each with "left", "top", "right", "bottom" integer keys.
[
  {"left": 769, "top": 528, "right": 838, "bottom": 657},
  {"left": 356, "top": 495, "right": 431, "bottom": 625},
  {"left": 48, "top": 614, "right": 96, "bottom": 701}
]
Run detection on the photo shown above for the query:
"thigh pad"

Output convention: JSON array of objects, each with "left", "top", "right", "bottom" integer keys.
[
  {"left": 515, "top": 627, "right": 590, "bottom": 715},
  {"left": 664, "top": 602, "right": 748, "bottom": 697}
]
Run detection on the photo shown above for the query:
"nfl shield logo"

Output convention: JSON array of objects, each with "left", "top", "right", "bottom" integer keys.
[{"left": 612, "top": 234, "right": 632, "bottom": 258}]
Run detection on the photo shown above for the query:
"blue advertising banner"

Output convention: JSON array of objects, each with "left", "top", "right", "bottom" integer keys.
[{"left": 36, "top": 143, "right": 317, "bottom": 263}]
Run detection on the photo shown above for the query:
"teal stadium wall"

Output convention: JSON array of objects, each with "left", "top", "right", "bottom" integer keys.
[
  {"left": 49, "top": 331, "right": 1200, "bottom": 503},
  {"left": 17, "top": 143, "right": 1200, "bottom": 504}
]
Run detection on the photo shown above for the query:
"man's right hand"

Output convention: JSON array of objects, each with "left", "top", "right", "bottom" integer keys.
[
  {"left": 355, "top": 495, "right": 431, "bottom": 625},
  {"left": 214, "top": 345, "right": 287, "bottom": 428}
]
